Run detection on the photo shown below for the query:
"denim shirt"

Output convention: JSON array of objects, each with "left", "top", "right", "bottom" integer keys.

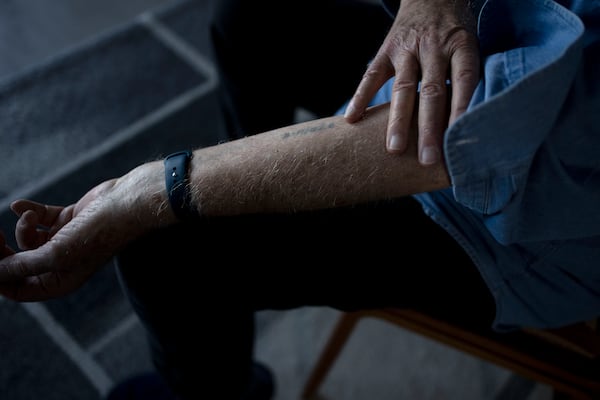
[{"left": 369, "top": 0, "right": 600, "bottom": 330}]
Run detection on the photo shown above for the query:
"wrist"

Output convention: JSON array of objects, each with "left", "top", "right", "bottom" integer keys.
[{"left": 116, "top": 160, "right": 179, "bottom": 231}]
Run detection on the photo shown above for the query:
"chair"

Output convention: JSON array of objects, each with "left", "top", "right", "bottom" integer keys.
[{"left": 301, "top": 308, "right": 600, "bottom": 399}]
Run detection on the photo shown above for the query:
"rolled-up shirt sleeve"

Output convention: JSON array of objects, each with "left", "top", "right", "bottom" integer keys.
[
  {"left": 445, "top": 0, "right": 600, "bottom": 245},
  {"left": 360, "top": 0, "right": 600, "bottom": 330}
]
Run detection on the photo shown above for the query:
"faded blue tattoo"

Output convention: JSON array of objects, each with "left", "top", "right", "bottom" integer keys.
[{"left": 281, "top": 122, "right": 335, "bottom": 139}]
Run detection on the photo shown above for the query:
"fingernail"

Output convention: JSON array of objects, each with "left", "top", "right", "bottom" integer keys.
[
  {"left": 343, "top": 100, "right": 355, "bottom": 118},
  {"left": 388, "top": 134, "right": 404, "bottom": 152},
  {"left": 420, "top": 146, "right": 440, "bottom": 165}
]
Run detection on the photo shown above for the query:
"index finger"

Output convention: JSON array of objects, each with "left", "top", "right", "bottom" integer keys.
[
  {"left": 11, "top": 200, "right": 64, "bottom": 227},
  {"left": 344, "top": 57, "right": 394, "bottom": 123}
]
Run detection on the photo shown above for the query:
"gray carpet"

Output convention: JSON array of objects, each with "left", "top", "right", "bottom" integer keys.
[{"left": 0, "top": 1, "right": 553, "bottom": 399}]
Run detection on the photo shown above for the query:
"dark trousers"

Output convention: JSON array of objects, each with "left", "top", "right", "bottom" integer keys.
[
  {"left": 114, "top": 1, "right": 495, "bottom": 398},
  {"left": 115, "top": 199, "right": 494, "bottom": 399}
]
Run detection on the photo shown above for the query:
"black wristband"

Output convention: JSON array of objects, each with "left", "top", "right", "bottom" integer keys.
[{"left": 164, "top": 150, "right": 199, "bottom": 220}]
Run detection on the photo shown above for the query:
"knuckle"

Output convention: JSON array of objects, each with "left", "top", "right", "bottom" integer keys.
[
  {"left": 419, "top": 82, "right": 445, "bottom": 99},
  {"left": 361, "top": 66, "right": 384, "bottom": 81},
  {"left": 450, "top": 28, "right": 477, "bottom": 45},
  {"left": 387, "top": 29, "right": 418, "bottom": 51},
  {"left": 448, "top": 30, "right": 479, "bottom": 57},
  {"left": 393, "top": 79, "right": 419, "bottom": 92},
  {"left": 453, "top": 68, "right": 478, "bottom": 85}
]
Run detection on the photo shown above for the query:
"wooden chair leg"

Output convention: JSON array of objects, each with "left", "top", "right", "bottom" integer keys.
[
  {"left": 301, "top": 312, "right": 364, "bottom": 399},
  {"left": 302, "top": 309, "right": 600, "bottom": 400}
]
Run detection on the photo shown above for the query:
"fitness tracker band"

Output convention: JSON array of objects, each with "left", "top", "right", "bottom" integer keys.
[{"left": 164, "top": 150, "right": 199, "bottom": 220}]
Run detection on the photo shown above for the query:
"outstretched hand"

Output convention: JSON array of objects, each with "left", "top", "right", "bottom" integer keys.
[
  {"left": 0, "top": 179, "right": 119, "bottom": 301},
  {"left": 344, "top": 0, "right": 480, "bottom": 165},
  {"left": 0, "top": 161, "right": 172, "bottom": 302}
]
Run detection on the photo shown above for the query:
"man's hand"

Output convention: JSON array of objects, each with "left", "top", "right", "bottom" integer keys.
[
  {"left": 344, "top": 0, "right": 480, "bottom": 165},
  {"left": 0, "top": 162, "right": 171, "bottom": 302},
  {"left": 0, "top": 180, "right": 119, "bottom": 302}
]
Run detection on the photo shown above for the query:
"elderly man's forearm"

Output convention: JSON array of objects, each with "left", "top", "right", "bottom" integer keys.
[{"left": 187, "top": 103, "right": 450, "bottom": 216}]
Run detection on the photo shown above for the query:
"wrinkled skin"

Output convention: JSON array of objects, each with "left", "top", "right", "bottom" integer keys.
[
  {"left": 0, "top": 162, "right": 170, "bottom": 302},
  {"left": 344, "top": 0, "right": 480, "bottom": 165}
]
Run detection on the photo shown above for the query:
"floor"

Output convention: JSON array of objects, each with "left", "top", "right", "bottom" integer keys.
[{"left": 0, "top": 1, "right": 554, "bottom": 399}]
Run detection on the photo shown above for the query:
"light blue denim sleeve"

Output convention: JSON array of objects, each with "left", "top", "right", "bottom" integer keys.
[
  {"left": 444, "top": 0, "right": 600, "bottom": 245},
  {"left": 355, "top": 0, "right": 600, "bottom": 330},
  {"left": 350, "top": 0, "right": 599, "bottom": 246},
  {"left": 437, "top": 0, "right": 600, "bottom": 329}
]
